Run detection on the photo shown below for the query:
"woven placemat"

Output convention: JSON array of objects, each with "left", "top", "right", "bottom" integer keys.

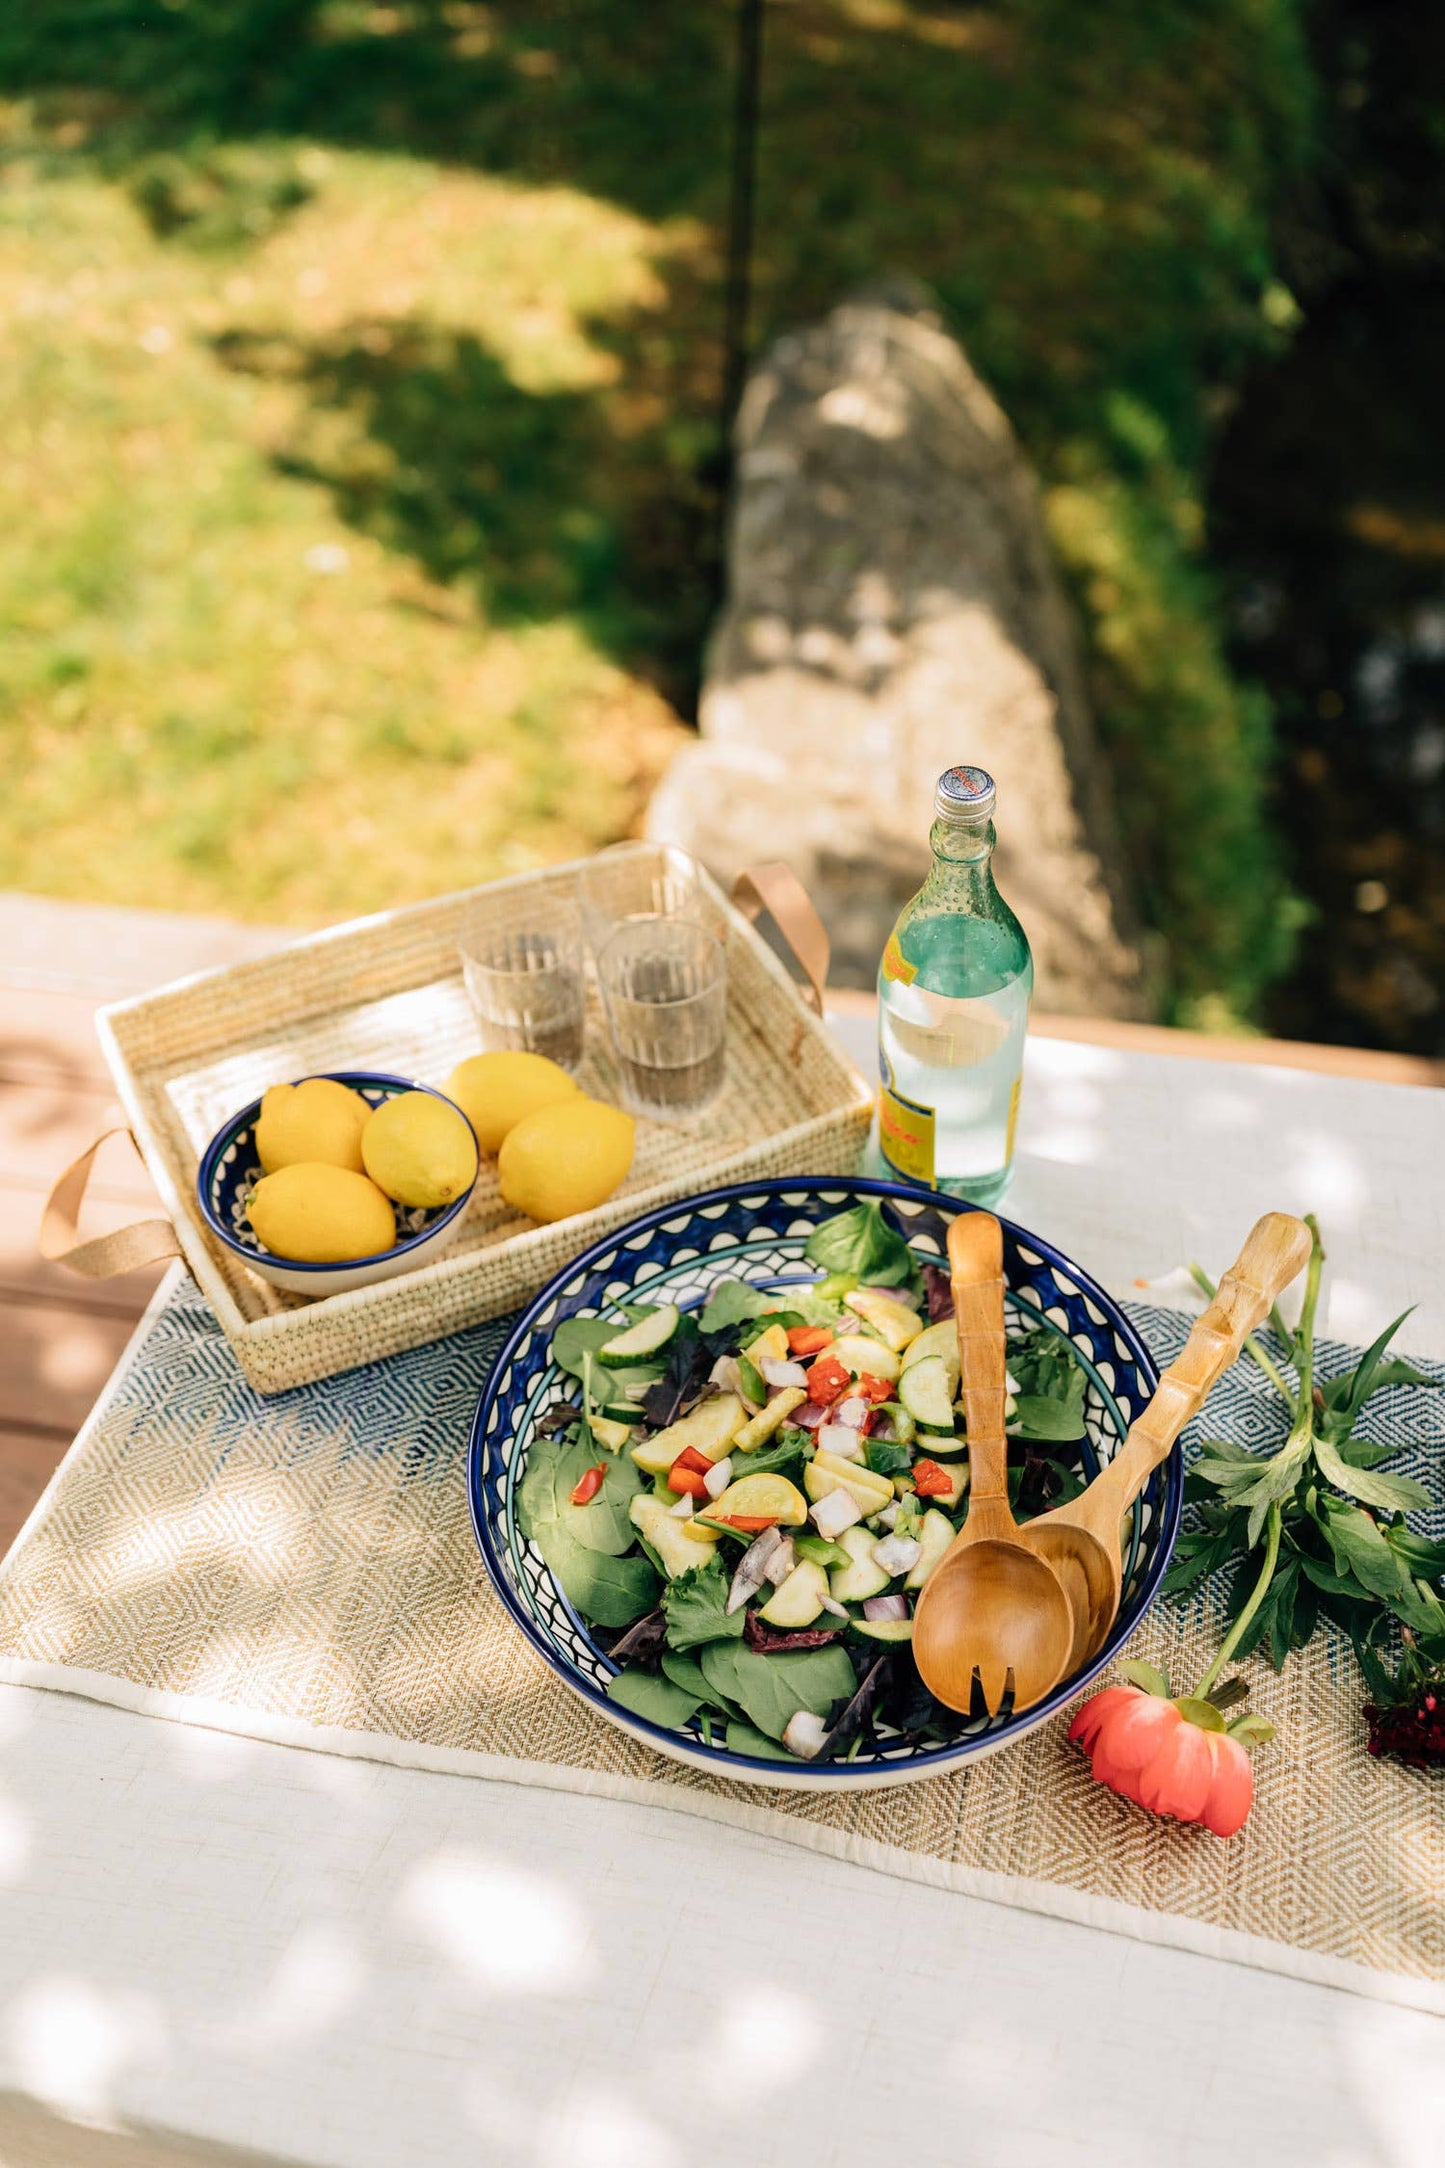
[{"left": 2, "top": 1274, "right": 1441, "bottom": 2011}]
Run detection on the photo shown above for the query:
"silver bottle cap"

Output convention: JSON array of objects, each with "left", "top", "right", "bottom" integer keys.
[{"left": 934, "top": 764, "right": 996, "bottom": 822}]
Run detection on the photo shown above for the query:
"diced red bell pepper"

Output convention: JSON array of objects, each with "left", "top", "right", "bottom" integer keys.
[
  {"left": 668, "top": 1445, "right": 715, "bottom": 1499},
  {"left": 912, "top": 1458, "right": 953, "bottom": 1498},
  {"left": 569, "top": 1462, "right": 608, "bottom": 1507},
  {"left": 805, "top": 1354, "right": 852, "bottom": 1406},
  {"left": 717, "top": 1514, "right": 779, "bottom": 1532},
  {"left": 787, "top": 1325, "right": 834, "bottom": 1358},
  {"left": 854, "top": 1372, "right": 895, "bottom": 1404}
]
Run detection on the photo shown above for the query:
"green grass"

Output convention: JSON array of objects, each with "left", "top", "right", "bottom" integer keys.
[{"left": 0, "top": 2, "right": 1316, "bottom": 1012}]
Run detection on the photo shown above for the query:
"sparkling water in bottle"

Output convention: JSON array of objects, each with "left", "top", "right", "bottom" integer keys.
[{"left": 876, "top": 765, "right": 1032, "bottom": 1204}]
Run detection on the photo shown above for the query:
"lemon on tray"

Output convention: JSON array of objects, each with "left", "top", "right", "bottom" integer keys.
[
  {"left": 498, "top": 1097, "right": 634, "bottom": 1223},
  {"left": 444, "top": 1051, "right": 578, "bottom": 1156},
  {"left": 362, "top": 1090, "right": 478, "bottom": 1210},
  {"left": 248, "top": 1163, "right": 397, "bottom": 1263},
  {"left": 255, "top": 1077, "right": 370, "bottom": 1175}
]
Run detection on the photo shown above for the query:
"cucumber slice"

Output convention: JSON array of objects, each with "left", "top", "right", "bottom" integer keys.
[
  {"left": 827, "top": 1525, "right": 890, "bottom": 1604},
  {"left": 905, "top": 1508, "right": 956, "bottom": 1587},
  {"left": 896, "top": 1355, "right": 957, "bottom": 1432},
  {"left": 850, "top": 1617, "right": 914, "bottom": 1644},
  {"left": 899, "top": 1320, "right": 961, "bottom": 1385},
  {"left": 599, "top": 1305, "right": 679, "bottom": 1363}
]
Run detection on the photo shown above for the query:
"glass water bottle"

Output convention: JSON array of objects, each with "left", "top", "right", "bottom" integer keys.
[{"left": 876, "top": 765, "right": 1033, "bottom": 1204}]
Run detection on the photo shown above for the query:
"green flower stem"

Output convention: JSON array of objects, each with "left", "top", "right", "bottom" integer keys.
[
  {"left": 1196, "top": 1502, "right": 1282, "bottom": 1701},
  {"left": 1187, "top": 1263, "right": 1296, "bottom": 1410},
  {"left": 1296, "top": 1215, "right": 1324, "bottom": 1403}
]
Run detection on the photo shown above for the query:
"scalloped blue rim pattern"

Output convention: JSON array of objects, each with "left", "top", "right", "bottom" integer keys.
[
  {"left": 196, "top": 1070, "right": 478, "bottom": 1273},
  {"left": 468, "top": 1175, "right": 1176, "bottom": 1788}
]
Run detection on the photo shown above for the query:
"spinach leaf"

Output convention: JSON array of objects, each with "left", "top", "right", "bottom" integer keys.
[
  {"left": 700, "top": 1281, "right": 787, "bottom": 1334},
  {"left": 725, "top": 1721, "right": 797, "bottom": 1762},
  {"left": 552, "top": 1315, "right": 629, "bottom": 1380},
  {"left": 554, "top": 1437, "right": 645, "bottom": 1556},
  {"left": 534, "top": 1520, "right": 659, "bottom": 1627},
  {"left": 804, "top": 1202, "right": 914, "bottom": 1290},
  {"left": 606, "top": 1666, "right": 701, "bottom": 1726},
  {"left": 661, "top": 1649, "right": 742, "bottom": 1716},
  {"left": 700, "top": 1643, "right": 857, "bottom": 1741},
  {"left": 1007, "top": 1393, "right": 1085, "bottom": 1444},
  {"left": 661, "top": 1557, "right": 745, "bottom": 1651},
  {"left": 864, "top": 1438, "right": 912, "bottom": 1478},
  {"left": 733, "top": 1433, "right": 808, "bottom": 1484}
]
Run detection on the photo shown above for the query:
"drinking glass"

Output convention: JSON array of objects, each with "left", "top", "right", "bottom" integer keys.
[
  {"left": 575, "top": 842, "right": 718, "bottom": 957},
  {"left": 597, "top": 918, "right": 728, "bottom": 1123},
  {"left": 458, "top": 892, "right": 587, "bottom": 1072}
]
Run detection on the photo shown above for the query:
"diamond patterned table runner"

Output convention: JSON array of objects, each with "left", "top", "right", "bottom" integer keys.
[{"left": 1, "top": 1274, "right": 1440, "bottom": 2012}]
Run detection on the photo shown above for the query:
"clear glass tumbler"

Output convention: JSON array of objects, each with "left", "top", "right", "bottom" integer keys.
[
  {"left": 458, "top": 891, "right": 587, "bottom": 1072},
  {"left": 597, "top": 917, "right": 728, "bottom": 1123},
  {"left": 576, "top": 841, "right": 718, "bottom": 957}
]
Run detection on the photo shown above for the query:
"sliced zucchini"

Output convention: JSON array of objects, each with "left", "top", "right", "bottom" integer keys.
[
  {"left": 804, "top": 1450, "right": 895, "bottom": 1518},
  {"left": 827, "top": 1525, "right": 891, "bottom": 1604},
  {"left": 630, "top": 1394, "right": 747, "bottom": 1476},
  {"left": 758, "top": 1560, "right": 829, "bottom": 1628},
  {"left": 743, "top": 1322, "right": 790, "bottom": 1367},
  {"left": 830, "top": 1333, "right": 902, "bottom": 1384},
  {"left": 630, "top": 1494, "right": 717, "bottom": 1576},
  {"left": 850, "top": 1617, "right": 914, "bottom": 1644},
  {"left": 588, "top": 1414, "right": 635, "bottom": 1455},
  {"left": 842, "top": 1289, "right": 925, "bottom": 1353},
  {"left": 599, "top": 1305, "right": 679, "bottom": 1363},
  {"left": 904, "top": 1508, "right": 956, "bottom": 1588},
  {"left": 732, "top": 1387, "right": 807, "bottom": 1452},
  {"left": 898, "top": 1320, "right": 962, "bottom": 1385},
  {"left": 896, "top": 1355, "right": 957, "bottom": 1432}
]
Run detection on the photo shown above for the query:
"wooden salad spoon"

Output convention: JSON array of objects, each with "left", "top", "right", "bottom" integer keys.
[
  {"left": 1018, "top": 1210, "right": 1312, "bottom": 1677},
  {"left": 912, "top": 1212, "right": 1076, "bottom": 1718}
]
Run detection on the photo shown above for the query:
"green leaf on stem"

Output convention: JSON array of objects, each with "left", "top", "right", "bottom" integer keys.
[{"left": 1310, "top": 1427, "right": 1432, "bottom": 1515}]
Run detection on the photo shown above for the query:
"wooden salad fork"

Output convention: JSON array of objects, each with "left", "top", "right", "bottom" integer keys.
[
  {"left": 1019, "top": 1211, "right": 1312, "bottom": 1676},
  {"left": 911, "top": 1212, "right": 1076, "bottom": 1718}
]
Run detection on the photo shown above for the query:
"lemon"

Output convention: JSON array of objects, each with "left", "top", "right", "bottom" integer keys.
[
  {"left": 497, "top": 1097, "right": 634, "bottom": 1223},
  {"left": 361, "top": 1090, "right": 478, "bottom": 1209},
  {"left": 248, "top": 1163, "right": 397, "bottom": 1263},
  {"left": 444, "top": 1050, "right": 579, "bottom": 1156},
  {"left": 701, "top": 1473, "right": 809, "bottom": 1527},
  {"left": 255, "top": 1077, "right": 370, "bottom": 1175}
]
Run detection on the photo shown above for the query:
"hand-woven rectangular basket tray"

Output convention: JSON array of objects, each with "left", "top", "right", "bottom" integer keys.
[{"left": 95, "top": 852, "right": 873, "bottom": 1394}]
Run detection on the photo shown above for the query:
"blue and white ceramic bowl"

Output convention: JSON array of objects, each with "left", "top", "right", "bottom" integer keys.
[
  {"left": 197, "top": 1071, "right": 478, "bottom": 1298},
  {"left": 470, "top": 1176, "right": 1177, "bottom": 1792}
]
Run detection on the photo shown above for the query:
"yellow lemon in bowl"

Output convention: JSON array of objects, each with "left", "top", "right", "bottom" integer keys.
[
  {"left": 498, "top": 1097, "right": 634, "bottom": 1223},
  {"left": 444, "top": 1051, "right": 579, "bottom": 1156},
  {"left": 248, "top": 1163, "right": 397, "bottom": 1263},
  {"left": 255, "top": 1077, "right": 371, "bottom": 1175},
  {"left": 361, "top": 1090, "right": 479, "bottom": 1210}
]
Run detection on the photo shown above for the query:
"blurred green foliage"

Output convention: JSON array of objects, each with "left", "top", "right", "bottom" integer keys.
[{"left": 0, "top": 1, "right": 1321, "bottom": 1014}]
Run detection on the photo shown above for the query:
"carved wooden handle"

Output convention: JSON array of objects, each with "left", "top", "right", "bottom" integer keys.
[
  {"left": 1082, "top": 1211, "right": 1312, "bottom": 1533},
  {"left": 949, "top": 1213, "right": 1009, "bottom": 1505}
]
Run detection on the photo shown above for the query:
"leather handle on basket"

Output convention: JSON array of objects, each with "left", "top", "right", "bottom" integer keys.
[
  {"left": 730, "top": 864, "right": 829, "bottom": 1016},
  {"left": 39, "top": 1127, "right": 182, "bottom": 1279}
]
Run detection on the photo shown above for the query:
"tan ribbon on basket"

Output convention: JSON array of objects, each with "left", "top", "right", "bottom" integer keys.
[
  {"left": 39, "top": 862, "right": 835, "bottom": 1284},
  {"left": 730, "top": 864, "right": 829, "bottom": 1016},
  {"left": 39, "top": 1127, "right": 182, "bottom": 1279}
]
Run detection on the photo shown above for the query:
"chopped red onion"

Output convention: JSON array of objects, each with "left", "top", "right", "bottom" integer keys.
[
  {"left": 875, "top": 1501, "right": 900, "bottom": 1531},
  {"left": 727, "top": 1526, "right": 783, "bottom": 1612},
  {"left": 871, "top": 1413, "right": 894, "bottom": 1442},
  {"left": 871, "top": 1534, "right": 923, "bottom": 1576},
  {"left": 761, "top": 1357, "right": 809, "bottom": 1390},
  {"left": 762, "top": 1535, "right": 795, "bottom": 1586},
  {"left": 819, "top": 1594, "right": 850, "bottom": 1620},
  {"left": 835, "top": 1396, "right": 871, "bottom": 1429},
  {"left": 862, "top": 1593, "right": 911, "bottom": 1623},
  {"left": 782, "top": 1711, "right": 827, "bottom": 1759},
  {"left": 792, "top": 1402, "right": 829, "bottom": 1431},
  {"left": 809, "top": 1488, "right": 862, "bottom": 1539},
  {"left": 817, "top": 1424, "right": 864, "bottom": 1461},
  {"left": 702, "top": 1455, "right": 733, "bottom": 1500},
  {"left": 858, "top": 1285, "right": 919, "bottom": 1305}
]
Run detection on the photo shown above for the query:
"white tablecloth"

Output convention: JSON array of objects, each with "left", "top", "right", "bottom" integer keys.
[{"left": 0, "top": 1028, "right": 1440, "bottom": 2168}]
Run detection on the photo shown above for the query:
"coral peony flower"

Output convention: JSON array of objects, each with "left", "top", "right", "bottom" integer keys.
[{"left": 1069, "top": 1680, "right": 1258, "bottom": 1838}]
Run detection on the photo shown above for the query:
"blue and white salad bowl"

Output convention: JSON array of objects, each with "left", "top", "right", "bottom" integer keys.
[
  {"left": 196, "top": 1070, "right": 478, "bottom": 1298},
  {"left": 469, "top": 1176, "right": 1176, "bottom": 1791}
]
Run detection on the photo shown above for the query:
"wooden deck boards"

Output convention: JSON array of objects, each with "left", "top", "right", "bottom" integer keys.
[{"left": 2, "top": 889, "right": 1438, "bottom": 1561}]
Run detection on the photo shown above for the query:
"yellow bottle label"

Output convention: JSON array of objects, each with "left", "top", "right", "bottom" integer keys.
[
  {"left": 878, "top": 1083, "right": 935, "bottom": 1185},
  {"left": 881, "top": 933, "right": 917, "bottom": 986},
  {"left": 1004, "top": 1075, "right": 1022, "bottom": 1164}
]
